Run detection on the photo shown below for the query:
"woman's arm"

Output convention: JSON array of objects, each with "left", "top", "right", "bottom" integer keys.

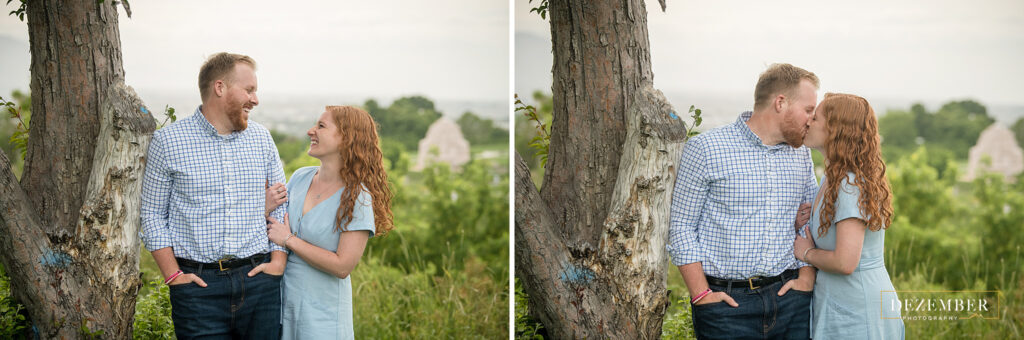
[
  {"left": 795, "top": 219, "right": 866, "bottom": 275},
  {"left": 266, "top": 214, "right": 370, "bottom": 279},
  {"left": 285, "top": 230, "right": 370, "bottom": 279}
]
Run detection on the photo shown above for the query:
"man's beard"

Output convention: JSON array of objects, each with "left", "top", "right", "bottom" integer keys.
[
  {"left": 228, "top": 103, "right": 249, "bottom": 131},
  {"left": 781, "top": 114, "right": 805, "bottom": 148}
]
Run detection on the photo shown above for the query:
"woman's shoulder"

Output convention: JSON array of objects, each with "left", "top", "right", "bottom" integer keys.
[
  {"left": 353, "top": 183, "right": 373, "bottom": 206},
  {"left": 835, "top": 171, "right": 860, "bottom": 202},
  {"left": 288, "top": 166, "right": 319, "bottom": 183},
  {"left": 839, "top": 172, "right": 859, "bottom": 194}
]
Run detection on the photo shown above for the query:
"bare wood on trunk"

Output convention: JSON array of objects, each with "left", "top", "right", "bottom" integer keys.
[{"left": 593, "top": 84, "right": 686, "bottom": 338}]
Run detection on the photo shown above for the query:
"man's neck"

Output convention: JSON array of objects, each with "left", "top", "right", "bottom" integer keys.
[
  {"left": 745, "top": 110, "right": 783, "bottom": 146},
  {"left": 200, "top": 104, "right": 234, "bottom": 135}
]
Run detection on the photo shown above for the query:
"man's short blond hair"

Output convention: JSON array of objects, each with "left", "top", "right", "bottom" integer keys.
[
  {"left": 198, "top": 52, "right": 256, "bottom": 101},
  {"left": 754, "top": 63, "right": 819, "bottom": 111}
]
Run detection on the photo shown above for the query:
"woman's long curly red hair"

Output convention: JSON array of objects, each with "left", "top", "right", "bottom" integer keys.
[
  {"left": 817, "top": 93, "right": 893, "bottom": 236},
  {"left": 326, "top": 106, "right": 394, "bottom": 236}
]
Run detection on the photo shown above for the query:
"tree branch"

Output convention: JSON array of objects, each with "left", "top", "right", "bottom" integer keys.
[
  {"left": 514, "top": 152, "right": 588, "bottom": 338},
  {"left": 0, "top": 135, "right": 66, "bottom": 337}
]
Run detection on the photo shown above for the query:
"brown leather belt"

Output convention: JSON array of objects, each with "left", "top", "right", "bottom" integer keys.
[
  {"left": 705, "top": 269, "right": 799, "bottom": 290},
  {"left": 176, "top": 253, "right": 268, "bottom": 272}
]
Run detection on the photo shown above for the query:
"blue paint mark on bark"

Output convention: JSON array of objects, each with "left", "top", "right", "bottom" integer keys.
[
  {"left": 40, "top": 250, "right": 72, "bottom": 268},
  {"left": 669, "top": 111, "right": 678, "bottom": 119},
  {"left": 559, "top": 265, "right": 595, "bottom": 285},
  {"left": 140, "top": 106, "right": 150, "bottom": 115}
]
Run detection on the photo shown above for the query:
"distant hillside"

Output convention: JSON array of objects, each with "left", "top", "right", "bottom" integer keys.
[{"left": 134, "top": 90, "right": 507, "bottom": 138}]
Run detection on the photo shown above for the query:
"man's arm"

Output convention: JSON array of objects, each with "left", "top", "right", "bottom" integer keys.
[
  {"left": 263, "top": 132, "right": 289, "bottom": 273},
  {"left": 265, "top": 134, "right": 288, "bottom": 227},
  {"left": 779, "top": 148, "right": 819, "bottom": 295},
  {"left": 139, "top": 133, "right": 205, "bottom": 286},
  {"left": 667, "top": 138, "right": 736, "bottom": 306}
]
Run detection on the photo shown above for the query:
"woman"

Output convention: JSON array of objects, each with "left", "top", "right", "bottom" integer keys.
[
  {"left": 265, "top": 105, "right": 394, "bottom": 339},
  {"left": 793, "top": 93, "right": 904, "bottom": 339}
]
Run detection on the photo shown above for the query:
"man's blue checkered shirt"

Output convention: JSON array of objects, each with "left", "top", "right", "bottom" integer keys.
[
  {"left": 140, "top": 106, "right": 287, "bottom": 262},
  {"left": 667, "top": 111, "right": 817, "bottom": 279}
]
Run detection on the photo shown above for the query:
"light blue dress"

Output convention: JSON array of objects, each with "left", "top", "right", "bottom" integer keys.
[
  {"left": 281, "top": 166, "right": 375, "bottom": 340},
  {"left": 809, "top": 173, "right": 904, "bottom": 339}
]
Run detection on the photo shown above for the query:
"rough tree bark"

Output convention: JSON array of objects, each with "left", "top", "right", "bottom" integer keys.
[
  {"left": 514, "top": 1, "right": 689, "bottom": 337},
  {"left": 0, "top": 1, "right": 152, "bottom": 338}
]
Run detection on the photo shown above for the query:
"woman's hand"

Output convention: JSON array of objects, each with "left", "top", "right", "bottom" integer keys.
[
  {"left": 794, "top": 225, "right": 816, "bottom": 262},
  {"left": 795, "top": 202, "right": 811, "bottom": 229},
  {"left": 267, "top": 213, "right": 293, "bottom": 247},
  {"left": 265, "top": 181, "right": 287, "bottom": 217}
]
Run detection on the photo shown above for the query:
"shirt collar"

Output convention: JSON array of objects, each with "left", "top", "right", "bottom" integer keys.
[
  {"left": 194, "top": 105, "right": 240, "bottom": 139},
  {"left": 735, "top": 111, "right": 789, "bottom": 151}
]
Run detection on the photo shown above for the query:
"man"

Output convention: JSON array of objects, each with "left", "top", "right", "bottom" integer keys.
[
  {"left": 141, "top": 52, "right": 287, "bottom": 339},
  {"left": 667, "top": 63, "right": 819, "bottom": 339}
]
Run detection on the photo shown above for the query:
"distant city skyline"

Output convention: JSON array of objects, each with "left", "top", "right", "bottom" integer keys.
[{"left": 0, "top": 1, "right": 509, "bottom": 102}]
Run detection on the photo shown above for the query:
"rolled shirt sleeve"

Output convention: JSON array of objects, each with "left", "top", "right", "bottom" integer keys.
[
  {"left": 140, "top": 130, "right": 174, "bottom": 251},
  {"left": 667, "top": 136, "right": 709, "bottom": 266}
]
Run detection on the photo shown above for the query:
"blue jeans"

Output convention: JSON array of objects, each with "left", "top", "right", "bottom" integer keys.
[
  {"left": 691, "top": 278, "right": 812, "bottom": 340},
  {"left": 168, "top": 257, "right": 282, "bottom": 340}
]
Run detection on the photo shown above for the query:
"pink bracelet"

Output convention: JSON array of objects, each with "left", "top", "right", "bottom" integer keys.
[
  {"left": 691, "top": 288, "right": 712, "bottom": 304},
  {"left": 164, "top": 270, "right": 183, "bottom": 285}
]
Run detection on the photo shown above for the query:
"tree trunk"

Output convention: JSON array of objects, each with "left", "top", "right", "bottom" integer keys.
[
  {"left": 517, "top": 84, "right": 686, "bottom": 339},
  {"left": 0, "top": 1, "right": 152, "bottom": 338},
  {"left": 515, "top": 0, "right": 689, "bottom": 338},
  {"left": 542, "top": 0, "right": 655, "bottom": 249}
]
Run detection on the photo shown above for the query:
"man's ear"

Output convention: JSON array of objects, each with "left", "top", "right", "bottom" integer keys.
[
  {"left": 214, "top": 80, "right": 226, "bottom": 97},
  {"left": 774, "top": 94, "right": 786, "bottom": 113}
]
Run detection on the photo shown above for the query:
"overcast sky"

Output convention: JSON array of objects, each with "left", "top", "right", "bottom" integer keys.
[
  {"left": 0, "top": 1, "right": 509, "bottom": 102},
  {"left": 516, "top": 0, "right": 1024, "bottom": 107}
]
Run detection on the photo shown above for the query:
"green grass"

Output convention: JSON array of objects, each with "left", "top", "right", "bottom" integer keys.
[{"left": 355, "top": 256, "right": 508, "bottom": 339}]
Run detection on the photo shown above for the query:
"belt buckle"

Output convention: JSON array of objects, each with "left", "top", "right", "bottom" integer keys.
[
  {"left": 217, "top": 255, "right": 236, "bottom": 271},
  {"left": 748, "top": 276, "right": 761, "bottom": 290}
]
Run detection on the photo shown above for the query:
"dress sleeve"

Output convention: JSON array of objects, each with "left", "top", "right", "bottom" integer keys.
[
  {"left": 833, "top": 174, "right": 865, "bottom": 223},
  {"left": 345, "top": 187, "right": 377, "bottom": 238}
]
